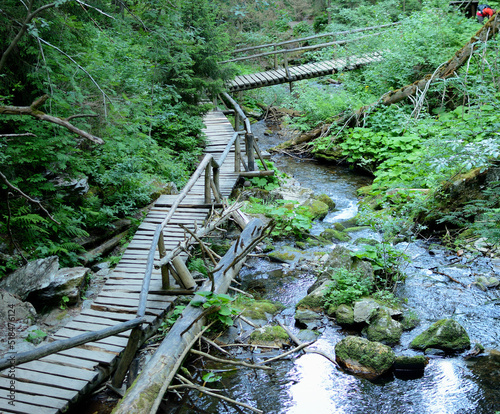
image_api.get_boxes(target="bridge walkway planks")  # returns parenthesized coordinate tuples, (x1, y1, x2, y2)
(0, 110, 243, 414)
(228, 52, 383, 92)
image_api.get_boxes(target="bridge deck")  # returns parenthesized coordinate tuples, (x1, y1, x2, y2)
(0, 111, 241, 414)
(228, 52, 383, 92)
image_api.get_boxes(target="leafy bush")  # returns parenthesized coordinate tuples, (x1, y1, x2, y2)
(191, 291, 240, 327)
(323, 268, 373, 308)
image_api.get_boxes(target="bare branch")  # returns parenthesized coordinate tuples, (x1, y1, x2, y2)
(0, 133, 37, 138)
(0, 170, 60, 225)
(0, 95, 104, 144)
(75, 0, 115, 19)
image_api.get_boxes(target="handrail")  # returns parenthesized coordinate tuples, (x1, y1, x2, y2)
(0, 316, 146, 370)
(230, 22, 400, 55)
(219, 31, 384, 64)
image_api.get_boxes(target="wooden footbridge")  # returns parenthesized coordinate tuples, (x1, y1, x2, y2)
(0, 95, 269, 414)
(221, 23, 398, 92)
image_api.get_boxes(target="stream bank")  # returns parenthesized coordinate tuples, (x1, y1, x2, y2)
(160, 120, 500, 414)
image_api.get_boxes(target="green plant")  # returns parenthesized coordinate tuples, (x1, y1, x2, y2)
(249, 160, 286, 191)
(323, 268, 373, 308)
(159, 305, 187, 335)
(191, 291, 240, 327)
(187, 257, 209, 276)
(202, 371, 222, 383)
(59, 295, 70, 310)
(351, 243, 409, 291)
(25, 329, 47, 345)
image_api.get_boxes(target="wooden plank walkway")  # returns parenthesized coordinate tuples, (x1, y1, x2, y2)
(0, 111, 241, 414)
(228, 52, 383, 92)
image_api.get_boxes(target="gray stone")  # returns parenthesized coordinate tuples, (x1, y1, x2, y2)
(296, 280, 331, 311)
(0, 256, 59, 300)
(295, 309, 322, 330)
(353, 299, 380, 324)
(0, 290, 37, 323)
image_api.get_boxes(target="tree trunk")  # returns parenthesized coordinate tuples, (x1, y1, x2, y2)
(112, 218, 265, 414)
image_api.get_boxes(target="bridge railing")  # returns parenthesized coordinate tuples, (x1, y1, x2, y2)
(219, 22, 399, 70)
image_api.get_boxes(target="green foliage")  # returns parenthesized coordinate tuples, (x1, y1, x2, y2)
(187, 257, 209, 276)
(202, 371, 222, 383)
(323, 268, 373, 308)
(159, 305, 187, 336)
(249, 160, 286, 191)
(191, 291, 240, 327)
(351, 243, 408, 291)
(25, 329, 47, 345)
(243, 198, 313, 238)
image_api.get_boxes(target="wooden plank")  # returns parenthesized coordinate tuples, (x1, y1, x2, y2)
(17, 360, 98, 382)
(0, 390, 68, 410)
(92, 296, 169, 310)
(0, 368, 87, 391)
(57, 347, 116, 364)
(0, 397, 59, 414)
(39, 353, 97, 370)
(0, 377, 78, 401)
(54, 329, 129, 347)
(90, 302, 164, 316)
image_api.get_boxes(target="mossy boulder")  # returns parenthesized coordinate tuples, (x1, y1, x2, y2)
(364, 309, 403, 346)
(354, 237, 379, 246)
(335, 336, 396, 380)
(302, 199, 329, 220)
(296, 280, 331, 311)
(268, 246, 302, 263)
(236, 298, 285, 321)
(335, 304, 354, 325)
(295, 309, 322, 329)
(320, 229, 351, 242)
(315, 194, 336, 211)
(410, 319, 470, 352)
(249, 325, 290, 347)
(345, 226, 371, 233)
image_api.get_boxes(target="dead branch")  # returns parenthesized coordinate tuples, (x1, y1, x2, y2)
(0, 95, 104, 144)
(169, 374, 264, 414)
(190, 349, 273, 370)
(0, 170, 60, 224)
(256, 341, 313, 365)
(0, 133, 37, 138)
(201, 336, 231, 355)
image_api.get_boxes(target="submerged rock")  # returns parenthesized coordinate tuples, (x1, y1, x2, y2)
(335, 335, 395, 380)
(393, 355, 429, 379)
(410, 319, 470, 352)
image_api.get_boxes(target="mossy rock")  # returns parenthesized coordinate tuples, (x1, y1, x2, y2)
(305, 237, 325, 247)
(335, 304, 354, 325)
(313, 146, 344, 162)
(364, 309, 403, 346)
(335, 336, 395, 380)
(315, 194, 336, 211)
(345, 226, 371, 233)
(357, 185, 373, 196)
(210, 239, 234, 256)
(320, 229, 351, 242)
(295, 241, 307, 250)
(332, 222, 345, 231)
(354, 237, 379, 246)
(393, 355, 429, 370)
(401, 310, 420, 331)
(236, 298, 285, 321)
(296, 281, 330, 311)
(268, 246, 302, 263)
(249, 325, 290, 347)
(410, 319, 470, 352)
(302, 199, 329, 220)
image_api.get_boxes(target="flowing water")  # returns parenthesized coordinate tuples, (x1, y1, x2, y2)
(161, 121, 500, 414)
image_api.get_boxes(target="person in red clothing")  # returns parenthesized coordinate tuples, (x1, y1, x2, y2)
(477, 4, 496, 23)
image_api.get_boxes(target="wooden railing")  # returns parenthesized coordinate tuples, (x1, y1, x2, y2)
(219, 23, 399, 70)
(0, 100, 270, 391)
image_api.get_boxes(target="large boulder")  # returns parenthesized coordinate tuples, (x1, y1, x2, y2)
(335, 336, 395, 380)
(0, 290, 37, 323)
(410, 319, 470, 352)
(353, 299, 380, 324)
(335, 304, 355, 325)
(302, 199, 329, 220)
(364, 308, 403, 346)
(0, 256, 90, 309)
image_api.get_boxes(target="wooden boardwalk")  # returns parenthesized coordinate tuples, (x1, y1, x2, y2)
(0, 111, 242, 414)
(228, 52, 383, 92)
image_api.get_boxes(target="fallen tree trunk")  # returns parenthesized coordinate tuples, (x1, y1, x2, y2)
(274, 13, 500, 150)
(112, 218, 266, 414)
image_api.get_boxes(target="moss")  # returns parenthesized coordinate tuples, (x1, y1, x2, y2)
(354, 237, 379, 246)
(393, 355, 429, 370)
(345, 226, 371, 233)
(315, 194, 336, 210)
(235, 298, 285, 320)
(296, 241, 306, 250)
(335, 336, 395, 373)
(320, 229, 352, 242)
(357, 185, 373, 196)
(410, 318, 470, 351)
(303, 199, 329, 220)
(250, 325, 289, 343)
(332, 222, 345, 231)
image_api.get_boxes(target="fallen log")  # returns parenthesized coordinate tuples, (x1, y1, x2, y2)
(112, 218, 266, 414)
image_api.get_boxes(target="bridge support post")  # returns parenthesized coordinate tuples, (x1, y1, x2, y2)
(112, 326, 144, 389)
(158, 230, 170, 289)
(234, 135, 241, 172)
(245, 133, 255, 171)
(204, 165, 211, 203)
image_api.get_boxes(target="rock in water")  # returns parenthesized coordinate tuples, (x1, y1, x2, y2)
(335, 335, 395, 380)
(410, 319, 470, 352)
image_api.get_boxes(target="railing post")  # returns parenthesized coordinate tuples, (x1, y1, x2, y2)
(235, 134, 241, 172)
(234, 111, 240, 132)
(213, 164, 220, 196)
(158, 229, 170, 289)
(274, 45, 278, 69)
(245, 133, 255, 171)
(204, 164, 211, 203)
(283, 51, 290, 80)
(112, 326, 144, 389)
